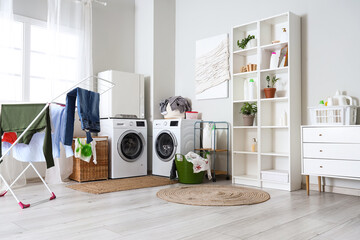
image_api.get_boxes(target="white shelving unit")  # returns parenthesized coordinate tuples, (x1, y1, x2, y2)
(231, 12, 301, 191)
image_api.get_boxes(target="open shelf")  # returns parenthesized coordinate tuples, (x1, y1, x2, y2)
(234, 47, 257, 56)
(233, 71, 257, 78)
(233, 151, 258, 155)
(233, 174, 257, 180)
(260, 13, 288, 46)
(233, 22, 257, 52)
(260, 67, 288, 74)
(261, 42, 288, 51)
(233, 73, 258, 102)
(233, 102, 258, 127)
(195, 148, 228, 152)
(233, 99, 257, 104)
(232, 12, 301, 191)
(260, 100, 288, 126)
(261, 152, 289, 157)
(233, 126, 257, 129)
(233, 152, 258, 185)
(260, 97, 288, 102)
(261, 128, 289, 154)
(233, 128, 257, 152)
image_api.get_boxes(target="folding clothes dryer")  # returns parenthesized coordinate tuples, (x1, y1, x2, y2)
(152, 119, 198, 177)
(99, 119, 147, 179)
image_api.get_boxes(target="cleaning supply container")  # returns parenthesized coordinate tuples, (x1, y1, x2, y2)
(175, 154, 205, 184)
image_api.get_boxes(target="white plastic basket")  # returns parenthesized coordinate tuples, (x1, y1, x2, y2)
(308, 106, 357, 125)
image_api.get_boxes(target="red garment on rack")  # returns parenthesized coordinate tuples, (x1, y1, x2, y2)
(2, 132, 17, 144)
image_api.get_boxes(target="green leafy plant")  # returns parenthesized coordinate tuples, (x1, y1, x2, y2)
(240, 102, 257, 116)
(237, 35, 255, 49)
(266, 75, 280, 88)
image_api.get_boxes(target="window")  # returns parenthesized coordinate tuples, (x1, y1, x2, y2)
(0, 15, 79, 103)
(0, 20, 23, 102)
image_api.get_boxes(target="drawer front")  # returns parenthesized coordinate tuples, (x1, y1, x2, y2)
(303, 127, 360, 143)
(303, 159, 360, 178)
(303, 143, 360, 160)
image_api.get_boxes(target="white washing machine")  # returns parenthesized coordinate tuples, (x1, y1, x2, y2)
(152, 119, 198, 177)
(99, 119, 147, 178)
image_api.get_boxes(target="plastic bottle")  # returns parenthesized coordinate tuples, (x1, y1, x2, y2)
(270, 52, 278, 69)
(251, 138, 257, 152)
(248, 79, 256, 100)
(243, 80, 248, 100)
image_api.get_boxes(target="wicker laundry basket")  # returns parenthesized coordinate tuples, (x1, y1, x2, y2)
(69, 136, 108, 182)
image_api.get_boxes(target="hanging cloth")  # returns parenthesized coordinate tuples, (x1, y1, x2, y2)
(0, 104, 54, 168)
(2, 132, 17, 144)
(63, 87, 100, 145)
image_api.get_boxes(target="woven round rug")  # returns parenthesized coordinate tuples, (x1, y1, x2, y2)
(156, 185, 270, 206)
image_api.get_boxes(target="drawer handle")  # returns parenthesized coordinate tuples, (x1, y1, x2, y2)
(320, 166, 323, 168)
(319, 150, 323, 152)
(319, 134, 322, 136)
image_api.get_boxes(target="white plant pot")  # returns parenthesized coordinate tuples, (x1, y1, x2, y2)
(247, 38, 257, 48)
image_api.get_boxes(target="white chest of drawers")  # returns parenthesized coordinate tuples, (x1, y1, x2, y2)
(301, 125, 360, 195)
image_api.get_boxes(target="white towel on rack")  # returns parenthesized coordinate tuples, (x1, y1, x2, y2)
(2, 132, 46, 162)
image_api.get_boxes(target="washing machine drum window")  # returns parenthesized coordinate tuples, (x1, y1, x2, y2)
(155, 132, 177, 162)
(117, 131, 144, 162)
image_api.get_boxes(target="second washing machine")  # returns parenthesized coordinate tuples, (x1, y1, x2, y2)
(152, 119, 198, 177)
(99, 119, 147, 179)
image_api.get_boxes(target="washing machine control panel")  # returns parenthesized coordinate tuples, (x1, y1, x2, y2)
(163, 121, 167, 126)
(129, 121, 134, 127)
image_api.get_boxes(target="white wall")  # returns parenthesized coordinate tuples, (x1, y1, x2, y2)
(93, 0, 135, 74)
(175, 0, 360, 189)
(135, 0, 175, 170)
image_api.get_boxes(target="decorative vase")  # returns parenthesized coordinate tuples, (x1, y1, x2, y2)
(264, 88, 276, 98)
(243, 115, 255, 126)
(247, 38, 257, 48)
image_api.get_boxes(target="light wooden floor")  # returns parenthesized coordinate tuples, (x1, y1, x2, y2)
(1, 177, 360, 240)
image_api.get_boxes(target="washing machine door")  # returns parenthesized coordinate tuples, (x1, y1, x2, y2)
(155, 130, 177, 162)
(117, 130, 145, 162)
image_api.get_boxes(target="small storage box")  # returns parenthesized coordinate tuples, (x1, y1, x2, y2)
(70, 136, 108, 182)
(185, 111, 198, 119)
(261, 170, 289, 183)
(308, 106, 357, 125)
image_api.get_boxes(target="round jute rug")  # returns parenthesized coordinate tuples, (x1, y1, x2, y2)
(156, 185, 270, 206)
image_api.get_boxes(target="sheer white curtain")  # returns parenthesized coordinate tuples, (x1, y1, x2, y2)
(0, 0, 27, 191)
(45, 0, 93, 184)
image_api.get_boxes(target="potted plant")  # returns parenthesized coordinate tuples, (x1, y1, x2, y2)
(240, 102, 257, 126)
(237, 35, 256, 49)
(264, 75, 279, 98)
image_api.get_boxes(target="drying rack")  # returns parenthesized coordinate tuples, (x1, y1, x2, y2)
(0, 76, 114, 209)
(194, 121, 230, 182)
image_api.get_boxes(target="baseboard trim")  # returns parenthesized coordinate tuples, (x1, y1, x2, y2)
(301, 183, 360, 196)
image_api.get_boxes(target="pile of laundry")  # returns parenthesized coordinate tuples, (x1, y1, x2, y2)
(159, 96, 191, 119)
(185, 152, 212, 180)
(170, 151, 212, 180)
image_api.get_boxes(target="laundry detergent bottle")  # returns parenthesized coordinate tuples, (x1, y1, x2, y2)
(270, 52, 278, 69)
(248, 79, 256, 100)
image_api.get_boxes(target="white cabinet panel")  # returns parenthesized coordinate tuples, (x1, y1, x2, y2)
(303, 159, 360, 178)
(303, 127, 360, 143)
(303, 143, 360, 161)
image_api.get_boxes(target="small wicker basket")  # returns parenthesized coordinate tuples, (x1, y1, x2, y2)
(69, 136, 108, 182)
